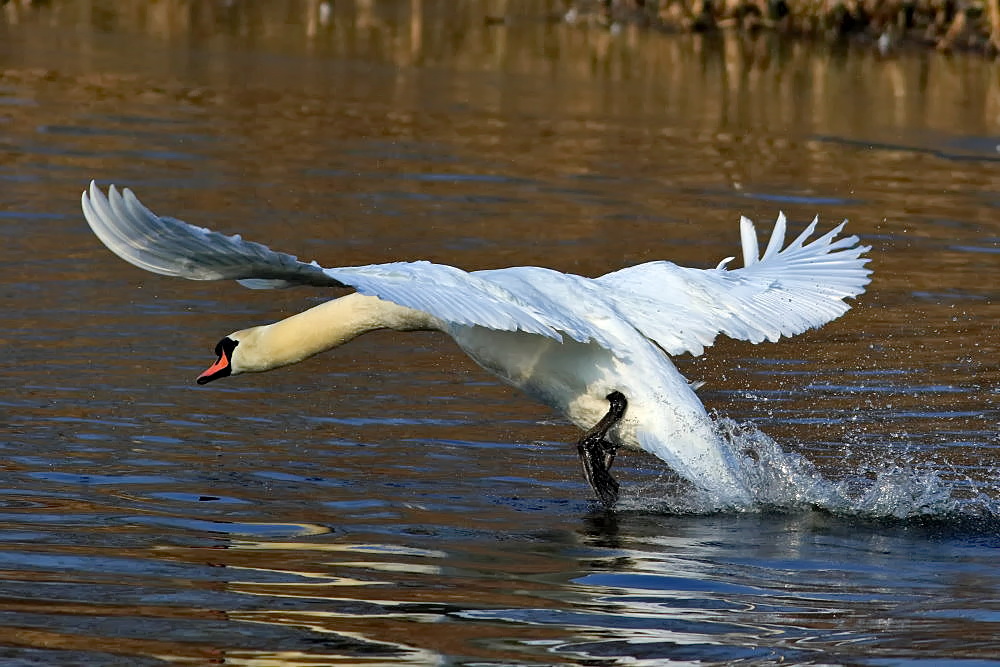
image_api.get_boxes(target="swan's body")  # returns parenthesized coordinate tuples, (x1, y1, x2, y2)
(81, 182, 872, 506)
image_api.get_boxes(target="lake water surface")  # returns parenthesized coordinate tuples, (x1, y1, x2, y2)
(1, 1, 999, 664)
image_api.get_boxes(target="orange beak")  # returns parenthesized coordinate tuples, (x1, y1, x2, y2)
(197, 348, 231, 385)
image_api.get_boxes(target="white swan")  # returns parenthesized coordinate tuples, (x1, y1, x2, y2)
(81, 182, 871, 507)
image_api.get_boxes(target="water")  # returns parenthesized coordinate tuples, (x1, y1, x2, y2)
(1, 1, 998, 664)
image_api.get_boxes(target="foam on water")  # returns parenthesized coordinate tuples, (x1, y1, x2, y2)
(624, 418, 1000, 520)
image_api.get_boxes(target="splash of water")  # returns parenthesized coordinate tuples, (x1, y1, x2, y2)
(623, 417, 1000, 520)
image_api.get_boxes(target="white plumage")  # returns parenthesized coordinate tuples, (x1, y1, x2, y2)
(82, 182, 872, 506)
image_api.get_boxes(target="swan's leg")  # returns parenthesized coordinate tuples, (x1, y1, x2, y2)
(577, 391, 627, 506)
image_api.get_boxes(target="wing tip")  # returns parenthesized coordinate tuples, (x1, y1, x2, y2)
(739, 216, 759, 267)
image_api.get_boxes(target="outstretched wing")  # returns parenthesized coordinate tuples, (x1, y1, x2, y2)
(82, 182, 343, 289)
(82, 182, 564, 340)
(596, 213, 872, 356)
(83, 184, 870, 355)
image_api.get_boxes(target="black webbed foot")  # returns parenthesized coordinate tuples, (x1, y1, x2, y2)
(578, 436, 619, 506)
(576, 391, 628, 507)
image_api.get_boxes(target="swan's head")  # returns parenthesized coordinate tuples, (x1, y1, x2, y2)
(195, 322, 318, 385)
(196, 334, 243, 385)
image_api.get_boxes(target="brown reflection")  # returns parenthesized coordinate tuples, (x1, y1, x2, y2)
(2, 2, 1000, 204)
(1, 0, 1000, 136)
(186, 536, 594, 664)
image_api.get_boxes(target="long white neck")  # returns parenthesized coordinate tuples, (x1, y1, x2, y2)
(232, 293, 441, 373)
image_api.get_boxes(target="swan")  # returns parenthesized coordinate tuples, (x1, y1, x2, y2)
(81, 182, 871, 507)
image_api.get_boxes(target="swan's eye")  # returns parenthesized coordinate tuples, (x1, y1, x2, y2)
(213, 336, 239, 357)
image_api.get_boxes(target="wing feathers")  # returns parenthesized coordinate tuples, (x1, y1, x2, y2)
(83, 182, 345, 287)
(324, 262, 564, 339)
(739, 216, 759, 267)
(597, 214, 871, 354)
(83, 184, 871, 358)
(82, 183, 564, 340)
(760, 211, 787, 261)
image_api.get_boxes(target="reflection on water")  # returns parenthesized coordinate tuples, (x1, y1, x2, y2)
(1, 0, 999, 664)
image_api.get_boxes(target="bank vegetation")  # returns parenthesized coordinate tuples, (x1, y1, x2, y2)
(563, 0, 1000, 55)
(3, 0, 999, 56)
